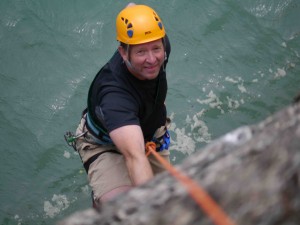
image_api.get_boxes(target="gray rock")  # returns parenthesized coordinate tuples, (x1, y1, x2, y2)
(58, 102, 300, 225)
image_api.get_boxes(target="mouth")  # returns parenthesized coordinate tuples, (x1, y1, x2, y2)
(145, 64, 159, 72)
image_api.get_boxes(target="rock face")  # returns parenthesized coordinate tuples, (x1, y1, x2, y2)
(58, 102, 300, 225)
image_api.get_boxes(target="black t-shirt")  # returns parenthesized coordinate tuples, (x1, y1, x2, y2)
(87, 36, 171, 141)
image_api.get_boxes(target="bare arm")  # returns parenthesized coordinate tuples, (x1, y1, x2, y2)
(109, 125, 154, 186)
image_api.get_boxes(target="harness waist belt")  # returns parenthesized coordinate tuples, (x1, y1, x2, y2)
(86, 112, 113, 144)
(85, 111, 169, 151)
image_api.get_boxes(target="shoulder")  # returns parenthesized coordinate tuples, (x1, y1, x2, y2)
(107, 50, 124, 70)
(94, 51, 126, 83)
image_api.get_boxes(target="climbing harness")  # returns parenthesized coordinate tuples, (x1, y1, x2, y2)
(64, 131, 87, 151)
(85, 112, 113, 144)
(145, 142, 237, 225)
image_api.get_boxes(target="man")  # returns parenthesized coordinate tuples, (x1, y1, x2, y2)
(73, 3, 171, 207)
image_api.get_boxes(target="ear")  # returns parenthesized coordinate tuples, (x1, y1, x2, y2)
(118, 46, 128, 61)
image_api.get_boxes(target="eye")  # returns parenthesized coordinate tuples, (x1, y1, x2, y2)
(153, 46, 162, 52)
(136, 49, 145, 56)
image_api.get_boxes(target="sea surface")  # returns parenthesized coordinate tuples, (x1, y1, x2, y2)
(0, 0, 299, 224)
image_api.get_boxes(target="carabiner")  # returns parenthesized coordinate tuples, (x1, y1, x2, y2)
(64, 131, 87, 150)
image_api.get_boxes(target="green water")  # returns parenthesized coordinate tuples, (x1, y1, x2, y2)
(0, 0, 299, 224)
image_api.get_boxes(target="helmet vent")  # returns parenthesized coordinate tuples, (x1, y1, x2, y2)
(127, 30, 133, 38)
(158, 22, 163, 30)
(121, 17, 129, 24)
(152, 12, 163, 30)
(120, 17, 134, 38)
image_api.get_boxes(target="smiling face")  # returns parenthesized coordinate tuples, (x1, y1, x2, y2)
(118, 39, 165, 80)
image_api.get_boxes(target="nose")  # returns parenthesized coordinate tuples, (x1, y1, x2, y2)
(145, 51, 156, 64)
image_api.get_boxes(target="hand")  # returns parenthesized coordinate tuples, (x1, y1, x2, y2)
(126, 2, 136, 7)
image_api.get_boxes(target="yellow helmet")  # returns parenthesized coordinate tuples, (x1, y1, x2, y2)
(116, 5, 166, 45)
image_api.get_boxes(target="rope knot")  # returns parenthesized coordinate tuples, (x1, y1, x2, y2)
(145, 141, 156, 156)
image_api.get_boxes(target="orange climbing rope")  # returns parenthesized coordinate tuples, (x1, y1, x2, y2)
(145, 142, 237, 225)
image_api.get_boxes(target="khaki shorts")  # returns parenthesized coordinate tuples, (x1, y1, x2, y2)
(75, 116, 170, 201)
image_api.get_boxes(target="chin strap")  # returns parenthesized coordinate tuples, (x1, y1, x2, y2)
(125, 59, 135, 70)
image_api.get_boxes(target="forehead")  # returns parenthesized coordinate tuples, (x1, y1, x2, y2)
(131, 39, 163, 49)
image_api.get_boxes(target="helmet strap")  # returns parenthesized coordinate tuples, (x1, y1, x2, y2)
(126, 43, 131, 62)
(125, 59, 134, 70)
(125, 44, 137, 72)
(162, 37, 167, 72)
